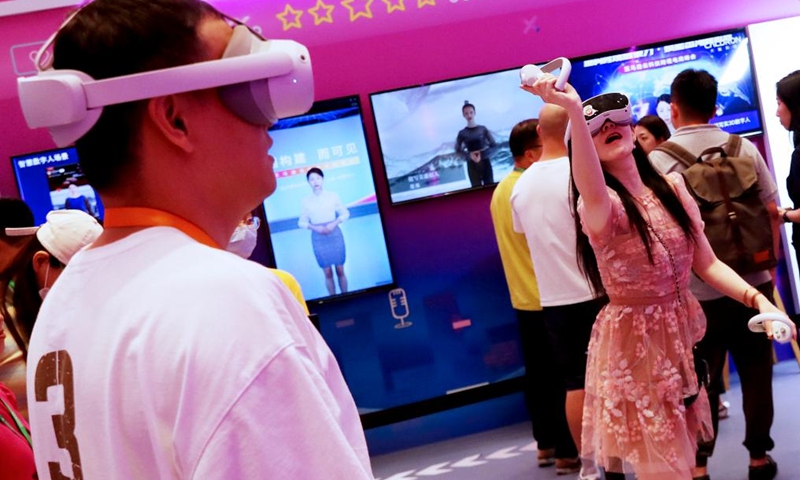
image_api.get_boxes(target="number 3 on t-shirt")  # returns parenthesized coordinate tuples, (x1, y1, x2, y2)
(34, 350, 84, 480)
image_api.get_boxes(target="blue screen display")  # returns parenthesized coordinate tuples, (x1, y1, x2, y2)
(568, 28, 762, 135)
(264, 96, 394, 303)
(11, 147, 104, 225)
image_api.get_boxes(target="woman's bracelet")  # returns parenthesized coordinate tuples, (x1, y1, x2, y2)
(783, 208, 794, 223)
(742, 287, 764, 309)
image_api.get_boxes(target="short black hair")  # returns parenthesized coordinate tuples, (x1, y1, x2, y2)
(0, 198, 34, 232)
(52, 0, 221, 192)
(671, 69, 718, 121)
(306, 167, 324, 179)
(508, 119, 540, 158)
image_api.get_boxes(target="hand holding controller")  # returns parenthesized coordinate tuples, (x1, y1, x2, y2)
(748, 312, 795, 344)
(520, 64, 544, 86)
(519, 57, 572, 91)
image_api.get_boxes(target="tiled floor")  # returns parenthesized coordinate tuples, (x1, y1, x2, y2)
(371, 360, 800, 480)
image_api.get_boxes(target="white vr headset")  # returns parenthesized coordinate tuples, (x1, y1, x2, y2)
(18, 20, 314, 147)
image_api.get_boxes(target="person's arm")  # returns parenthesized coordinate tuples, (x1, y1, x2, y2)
(297, 198, 312, 229)
(455, 131, 465, 156)
(322, 194, 349, 231)
(767, 199, 781, 268)
(484, 126, 496, 148)
(522, 76, 611, 238)
(692, 240, 794, 338)
(750, 146, 782, 262)
(673, 173, 797, 339)
(333, 193, 349, 224)
(787, 147, 800, 206)
(780, 206, 800, 224)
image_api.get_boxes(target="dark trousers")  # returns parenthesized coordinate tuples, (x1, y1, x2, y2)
(467, 157, 494, 187)
(516, 309, 578, 459)
(695, 281, 775, 466)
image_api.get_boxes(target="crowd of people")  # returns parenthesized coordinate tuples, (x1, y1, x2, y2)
(490, 67, 800, 480)
(3, 1, 800, 479)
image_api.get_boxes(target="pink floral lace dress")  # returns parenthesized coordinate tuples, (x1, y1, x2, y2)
(578, 173, 714, 477)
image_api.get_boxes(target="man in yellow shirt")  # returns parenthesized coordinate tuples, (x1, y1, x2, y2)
(490, 119, 578, 473)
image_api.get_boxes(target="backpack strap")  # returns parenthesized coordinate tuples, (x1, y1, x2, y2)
(698, 134, 742, 161)
(654, 141, 697, 169)
(727, 134, 742, 156)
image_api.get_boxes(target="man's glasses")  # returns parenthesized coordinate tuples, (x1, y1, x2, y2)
(242, 216, 261, 229)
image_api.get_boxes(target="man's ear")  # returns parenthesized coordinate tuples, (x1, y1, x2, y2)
(670, 102, 680, 126)
(147, 95, 195, 153)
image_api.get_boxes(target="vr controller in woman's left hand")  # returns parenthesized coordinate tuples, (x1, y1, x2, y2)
(749, 309, 797, 343)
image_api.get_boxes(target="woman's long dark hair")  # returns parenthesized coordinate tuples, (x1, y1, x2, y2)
(777, 70, 800, 147)
(570, 142, 696, 296)
(0, 236, 62, 359)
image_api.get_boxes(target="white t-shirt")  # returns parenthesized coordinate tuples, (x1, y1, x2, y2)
(648, 124, 778, 300)
(26, 227, 372, 480)
(511, 157, 595, 306)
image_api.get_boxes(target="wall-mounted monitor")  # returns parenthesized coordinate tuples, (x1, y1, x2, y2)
(568, 28, 762, 136)
(11, 146, 104, 225)
(370, 67, 547, 205)
(263, 95, 395, 303)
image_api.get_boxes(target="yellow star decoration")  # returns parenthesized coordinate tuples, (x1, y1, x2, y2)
(309, 0, 335, 26)
(276, 4, 303, 30)
(341, 0, 375, 22)
(417, 0, 435, 7)
(382, 0, 405, 13)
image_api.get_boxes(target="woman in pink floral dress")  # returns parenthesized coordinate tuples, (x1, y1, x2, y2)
(522, 79, 795, 480)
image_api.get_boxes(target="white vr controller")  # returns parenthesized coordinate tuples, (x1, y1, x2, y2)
(748, 312, 794, 344)
(520, 57, 572, 91)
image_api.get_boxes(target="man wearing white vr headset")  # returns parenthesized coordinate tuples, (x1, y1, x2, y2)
(17, 1, 373, 479)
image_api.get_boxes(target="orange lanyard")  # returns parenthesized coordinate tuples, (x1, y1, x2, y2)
(103, 207, 220, 249)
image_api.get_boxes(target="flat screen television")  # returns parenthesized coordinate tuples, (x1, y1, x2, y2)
(370, 67, 548, 205)
(568, 28, 762, 136)
(263, 95, 395, 303)
(11, 146, 104, 225)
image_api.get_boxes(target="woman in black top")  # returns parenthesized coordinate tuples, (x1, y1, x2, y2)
(775, 71, 800, 267)
(455, 100, 496, 187)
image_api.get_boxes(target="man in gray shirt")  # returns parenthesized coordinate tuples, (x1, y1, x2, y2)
(648, 69, 780, 480)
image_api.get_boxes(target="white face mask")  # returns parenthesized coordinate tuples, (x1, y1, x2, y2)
(38, 263, 51, 300)
(227, 225, 258, 259)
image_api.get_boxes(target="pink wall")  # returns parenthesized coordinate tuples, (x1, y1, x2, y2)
(1, 0, 799, 196)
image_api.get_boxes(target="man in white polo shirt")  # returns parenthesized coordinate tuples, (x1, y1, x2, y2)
(511, 104, 605, 480)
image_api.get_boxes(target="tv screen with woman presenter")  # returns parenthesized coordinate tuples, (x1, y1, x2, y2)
(370, 67, 547, 205)
(263, 95, 395, 303)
